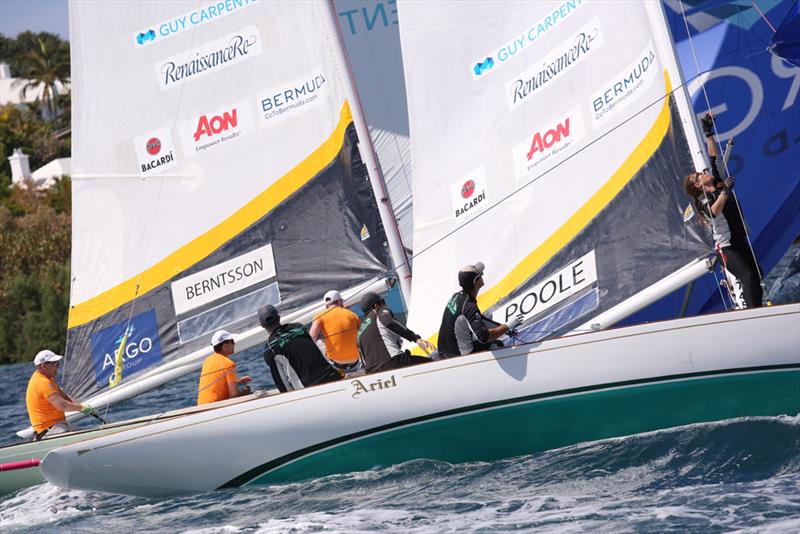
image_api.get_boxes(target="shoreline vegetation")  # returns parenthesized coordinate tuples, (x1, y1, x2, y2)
(0, 32, 71, 364)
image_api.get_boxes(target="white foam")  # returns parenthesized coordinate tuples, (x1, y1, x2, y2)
(0, 483, 88, 529)
(183, 526, 242, 534)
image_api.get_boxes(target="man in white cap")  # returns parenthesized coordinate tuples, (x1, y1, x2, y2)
(309, 289, 361, 374)
(197, 330, 252, 405)
(26, 349, 92, 439)
(437, 262, 523, 357)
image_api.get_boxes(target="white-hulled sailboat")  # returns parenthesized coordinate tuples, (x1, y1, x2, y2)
(34, 0, 800, 497)
(1, 0, 411, 495)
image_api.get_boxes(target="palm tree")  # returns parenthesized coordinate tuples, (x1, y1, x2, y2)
(17, 38, 70, 120)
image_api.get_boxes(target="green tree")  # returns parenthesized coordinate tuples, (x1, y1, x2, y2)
(0, 263, 70, 364)
(16, 36, 70, 120)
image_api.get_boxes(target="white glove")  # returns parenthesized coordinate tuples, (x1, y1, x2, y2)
(506, 314, 524, 332)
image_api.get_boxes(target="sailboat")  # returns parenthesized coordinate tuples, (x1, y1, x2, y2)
(1, 0, 412, 495)
(18, 0, 800, 498)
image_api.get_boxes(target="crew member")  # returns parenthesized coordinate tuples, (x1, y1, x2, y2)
(259, 304, 341, 392)
(309, 290, 361, 374)
(438, 262, 524, 357)
(26, 349, 93, 439)
(683, 113, 763, 308)
(357, 291, 435, 372)
(197, 330, 252, 405)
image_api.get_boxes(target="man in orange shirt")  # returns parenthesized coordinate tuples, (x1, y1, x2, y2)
(26, 349, 92, 439)
(309, 290, 361, 374)
(197, 330, 252, 406)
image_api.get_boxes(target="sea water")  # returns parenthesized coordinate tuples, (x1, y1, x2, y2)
(1, 352, 799, 533)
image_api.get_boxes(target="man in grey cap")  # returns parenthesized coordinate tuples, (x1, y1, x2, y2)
(437, 262, 523, 357)
(258, 304, 341, 392)
(26, 349, 93, 439)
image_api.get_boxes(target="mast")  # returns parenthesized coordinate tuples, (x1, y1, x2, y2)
(321, 0, 413, 305)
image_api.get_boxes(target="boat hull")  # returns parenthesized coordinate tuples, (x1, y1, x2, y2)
(41, 305, 800, 497)
(0, 425, 147, 496)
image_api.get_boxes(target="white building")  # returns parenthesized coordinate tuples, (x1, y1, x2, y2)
(8, 148, 70, 189)
(0, 62, 69, 117)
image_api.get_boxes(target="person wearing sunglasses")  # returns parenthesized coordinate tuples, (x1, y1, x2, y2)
(26, 349, 93, 440)
(197, 330, 252, 405)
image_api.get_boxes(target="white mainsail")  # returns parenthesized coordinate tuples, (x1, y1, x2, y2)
(398, 0, 713, 344)
(62, 0, 403, 405)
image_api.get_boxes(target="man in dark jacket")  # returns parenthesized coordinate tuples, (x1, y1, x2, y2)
(258, 304, 341, 392)
(438, 262, 523, 357)
(357, 291, 435, 373)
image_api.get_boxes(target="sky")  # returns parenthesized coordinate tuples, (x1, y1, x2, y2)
(0, 0, 69, 39)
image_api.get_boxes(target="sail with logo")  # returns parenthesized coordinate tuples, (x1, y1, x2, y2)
(61, 0, 404, 405)
(399, 0, 715, 343)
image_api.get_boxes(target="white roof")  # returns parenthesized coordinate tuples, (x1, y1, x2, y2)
(31, 157, 71, 188)
(0, 77, 69, 106)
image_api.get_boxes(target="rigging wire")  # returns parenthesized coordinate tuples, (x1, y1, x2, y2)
(751, 0, 778, 33)
(84, 1, 205, 419)
(677, 0, 766, 308)
(70, 3, 773, 418)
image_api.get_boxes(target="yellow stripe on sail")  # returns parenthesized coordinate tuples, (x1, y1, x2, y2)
(419, 72, 675, 351)
(68, 101, 355, 329)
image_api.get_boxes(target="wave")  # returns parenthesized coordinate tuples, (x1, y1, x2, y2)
(3, 416, 798, 533)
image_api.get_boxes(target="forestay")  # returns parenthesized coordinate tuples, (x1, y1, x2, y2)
(65, 0, 393, 401)
(335, 0, 414, 249)
(398, 0, 712, 343)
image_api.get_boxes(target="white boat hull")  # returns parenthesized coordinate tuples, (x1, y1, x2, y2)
(41, 305, 800, 497)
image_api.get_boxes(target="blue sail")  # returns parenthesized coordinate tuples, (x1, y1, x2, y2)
(771, 0, 800, 66)
(623, 0, 800, 322)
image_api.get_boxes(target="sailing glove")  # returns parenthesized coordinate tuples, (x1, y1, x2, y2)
(506, 314, 524, 332)
(81, 404, 95, 415)
(722, 176, 735, 192)
(701, 113, 715, 138)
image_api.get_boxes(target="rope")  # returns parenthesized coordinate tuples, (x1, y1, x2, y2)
(71, 4, 760, 421)
(677, 0, 765, 306)
(751, 0, 778, 33)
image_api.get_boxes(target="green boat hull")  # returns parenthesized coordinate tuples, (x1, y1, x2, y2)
(241, 369, 800, 486)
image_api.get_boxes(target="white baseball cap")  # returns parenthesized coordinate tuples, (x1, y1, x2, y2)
(323, 290, 343, 304)
(211, 330, 234, 346)
(34, 349, 63, 366)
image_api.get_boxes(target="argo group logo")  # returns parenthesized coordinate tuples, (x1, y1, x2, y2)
(469, 0, 586, 80)
(512, 107, 587, 180)
(90, 309, 163, 388)
(134, 126, 177, 177)
(179, 99, 255, 155)
(133, 0, 259, 49)
(505, 18, 603, 111)
(451, 166, 489, 220)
